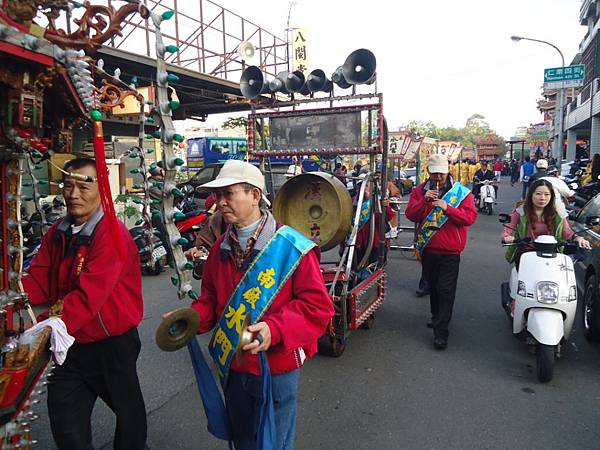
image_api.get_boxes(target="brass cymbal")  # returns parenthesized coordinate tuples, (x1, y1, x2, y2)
(236, 315, 255, 354)
(155, 307, 200, 352)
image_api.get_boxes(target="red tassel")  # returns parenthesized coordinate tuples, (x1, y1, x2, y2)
(92, 119, 126, 261)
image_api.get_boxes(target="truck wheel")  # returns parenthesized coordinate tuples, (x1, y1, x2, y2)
(583, 275, 600, 341)
(536, 344, 555, 383)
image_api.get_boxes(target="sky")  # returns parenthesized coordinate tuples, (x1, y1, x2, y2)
(190, 0, 586, 140)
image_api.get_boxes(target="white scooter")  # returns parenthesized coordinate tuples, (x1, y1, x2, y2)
(500, 215, 583, 382)
(475, 179, 496, 215)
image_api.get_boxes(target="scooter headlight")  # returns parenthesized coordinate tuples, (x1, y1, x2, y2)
(537, 282, 559, 304)
(517, 281, 527, 297)
(568, 285, 577, 302)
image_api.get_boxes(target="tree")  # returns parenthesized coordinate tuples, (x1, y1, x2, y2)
(402, 120, 439, 138)
(400, 114, 505, 150)
(462, 114, 491, 147)
(222, 116, 248, 131)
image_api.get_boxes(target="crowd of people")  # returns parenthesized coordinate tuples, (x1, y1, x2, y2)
(18, 150, 597, 450)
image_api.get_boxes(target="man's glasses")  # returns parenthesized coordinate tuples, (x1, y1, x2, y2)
(211, 188, 251, 201)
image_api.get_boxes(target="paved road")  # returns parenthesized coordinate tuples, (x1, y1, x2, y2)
(31, 178, 600, 449)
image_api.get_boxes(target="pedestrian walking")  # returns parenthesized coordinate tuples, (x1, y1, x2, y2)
(190, 160, 334, 449)
(519, 156, 535, 199)
(510, 159, 520, 186)
(22, 158, 147, 450)
(493, 159, 503, 178)
(405, 154, 477, 350)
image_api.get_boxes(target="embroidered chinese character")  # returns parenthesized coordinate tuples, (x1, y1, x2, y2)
(243, 287, 262, 310)
(225, 304, 247, 333)
(213, 329, 233, 365)
(258, 268, 276, 289)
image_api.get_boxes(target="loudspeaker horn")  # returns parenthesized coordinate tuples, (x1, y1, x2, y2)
(238, 41, 256, 61)
(240, 65, 271, 99)
(341, 48, 377, 84)
(269, 71, 290, 94)
(306, 69, 333, 93)
(284, 70, 306, 93)
(331, 66, 351, 89)
(155, 307, 200, 352)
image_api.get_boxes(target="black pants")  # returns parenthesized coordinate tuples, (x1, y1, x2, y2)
(422, 252, 461, 339)
(47, 327, 147, 450)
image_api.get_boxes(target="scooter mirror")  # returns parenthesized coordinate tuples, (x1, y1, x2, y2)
(498, 213, 511, 224)
(181, 184, 194, 196)
(585, 215, 600, 227)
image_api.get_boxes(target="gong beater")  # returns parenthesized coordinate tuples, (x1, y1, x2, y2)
(273, 172, 352, 251)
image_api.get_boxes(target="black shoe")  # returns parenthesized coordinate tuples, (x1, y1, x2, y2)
(426, 319, 433, 328)
(416, 289, 430, 297)
(433, 337, 447, 350)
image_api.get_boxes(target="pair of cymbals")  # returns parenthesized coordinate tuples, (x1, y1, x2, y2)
(156, 308, 258, 354)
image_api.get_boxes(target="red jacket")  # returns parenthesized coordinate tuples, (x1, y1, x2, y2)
(22, 212, 143, 343)
(405, 181, 477, 254)
(192, 233, 333, 376)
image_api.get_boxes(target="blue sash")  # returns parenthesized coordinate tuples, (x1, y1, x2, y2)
(415, 181, 470, 258)
(358, 200, 371, 228)
(187, 225, 315, 445)
(209, 225, 316, 384)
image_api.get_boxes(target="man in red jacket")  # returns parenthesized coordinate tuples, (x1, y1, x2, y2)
(22, 158, 146, 450)
(191, 160, 333, 449)
(406, 154, 477, 350)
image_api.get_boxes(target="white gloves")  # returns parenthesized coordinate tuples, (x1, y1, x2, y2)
(22, 317, 75, 365)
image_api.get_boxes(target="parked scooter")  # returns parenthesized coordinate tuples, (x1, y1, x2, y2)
(474, 178, 496, 215)
(499, 213, 597, 382)
(130, 226, 168, 276)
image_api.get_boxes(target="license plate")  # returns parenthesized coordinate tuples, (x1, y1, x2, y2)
(152, 246, 167, 261)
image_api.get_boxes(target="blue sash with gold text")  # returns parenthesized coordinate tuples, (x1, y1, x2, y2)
(415, 181, 470, 258)
(208, 225, 316, 384)
(188, 225, 315, 444)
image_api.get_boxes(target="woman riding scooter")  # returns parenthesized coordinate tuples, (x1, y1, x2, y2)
(502, 179, 591, 269)
(500, 178, 592, 382)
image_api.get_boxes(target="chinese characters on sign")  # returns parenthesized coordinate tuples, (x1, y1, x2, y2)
(292, 28, 308, 75)
(543, 64, 585, 89)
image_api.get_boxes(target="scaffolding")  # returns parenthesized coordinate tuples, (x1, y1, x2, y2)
(69, 0, 290, 81)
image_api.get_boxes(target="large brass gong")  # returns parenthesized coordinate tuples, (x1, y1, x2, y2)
(273, 172, 352, 251)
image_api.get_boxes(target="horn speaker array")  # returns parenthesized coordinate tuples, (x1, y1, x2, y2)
(240, 48, 377, 99)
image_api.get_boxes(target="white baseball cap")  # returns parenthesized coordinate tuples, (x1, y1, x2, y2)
(199, 160, 270, 205)
(428, 154, 449, 174)
(536, 159, 548, 169)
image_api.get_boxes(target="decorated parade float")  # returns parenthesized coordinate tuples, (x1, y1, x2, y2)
(0, 1, 195, 446)
(0, 0, 389, 444)
(243, 53, 388, 355)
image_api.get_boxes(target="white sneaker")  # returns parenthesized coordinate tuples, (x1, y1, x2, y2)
(386, 227, 399, 239)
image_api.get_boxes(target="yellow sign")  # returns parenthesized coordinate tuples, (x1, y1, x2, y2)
(292, 28, 308, 74)
(112, 86, 155, 116)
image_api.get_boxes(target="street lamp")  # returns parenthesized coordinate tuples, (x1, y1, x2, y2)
(511, 35, 566, 166)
